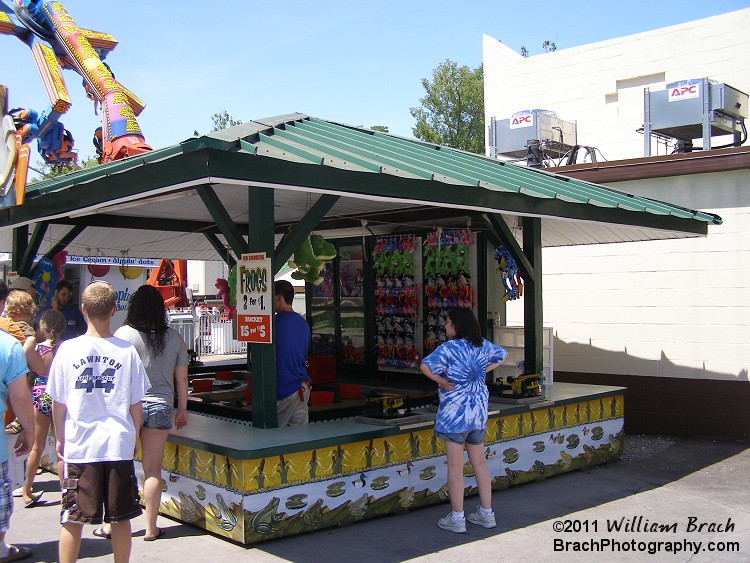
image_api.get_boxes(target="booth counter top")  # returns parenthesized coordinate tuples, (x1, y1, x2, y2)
(170, 382, 626, 460)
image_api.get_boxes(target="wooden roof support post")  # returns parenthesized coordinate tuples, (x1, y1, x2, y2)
(196, 185, 248, 260)
(15, 222, 49, 276)
(484, 213, 534, 279)
(275, 194, 340, 272)
(203, 232, 236, 269)
(521, 217, 544, 375)
(248, 186, 278, 429)
(11, 225, 28, 274)
(42, 224, 85, 262)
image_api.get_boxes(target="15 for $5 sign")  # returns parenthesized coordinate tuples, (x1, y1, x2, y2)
(236, 252, 272, 343)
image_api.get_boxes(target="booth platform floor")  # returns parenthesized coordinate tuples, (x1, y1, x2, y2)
(6, 435, 749, 562)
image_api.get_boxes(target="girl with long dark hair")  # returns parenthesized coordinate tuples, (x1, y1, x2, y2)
(420, 307, 507, 533)
(94, 285, 189, 541)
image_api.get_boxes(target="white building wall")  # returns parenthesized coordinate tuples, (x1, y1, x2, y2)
(486, 9, 750, 383)
(187, 260, 227, 295)
(504, 170, 749, 382)
(483, 9, 750, 161)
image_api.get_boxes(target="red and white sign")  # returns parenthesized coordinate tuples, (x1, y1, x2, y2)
(667, 79, 701, 102)
(509, 110, 534, 129)
(236, 252, 272, 343)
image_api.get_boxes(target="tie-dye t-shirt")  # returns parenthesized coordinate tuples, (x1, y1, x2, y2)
(422, 338, 506, 434)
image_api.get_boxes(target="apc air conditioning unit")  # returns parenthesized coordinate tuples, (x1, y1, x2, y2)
(489, 109, 577, 166)
(643, 78, 748, 155)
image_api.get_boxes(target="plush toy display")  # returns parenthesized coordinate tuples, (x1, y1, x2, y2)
(288, 234, 336, 285)
(495, 245, 523, 301)
(423, 228, 475, 352)
(373, 234, 420, 369)
(32, 256, 59, 308)
(215, 277, 237, 319)
(310, 234, 336, 260)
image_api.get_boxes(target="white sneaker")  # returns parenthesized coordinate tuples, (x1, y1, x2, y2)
(467, 508, 496, 528)
(438, 513, 466, 533)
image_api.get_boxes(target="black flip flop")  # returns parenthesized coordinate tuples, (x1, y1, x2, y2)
(92, 526, 112, 539)
(23, 491, 43, 508)
(143, 527, 166, 541)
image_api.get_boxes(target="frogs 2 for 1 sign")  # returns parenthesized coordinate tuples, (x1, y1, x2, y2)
(236, 252, 272, 343)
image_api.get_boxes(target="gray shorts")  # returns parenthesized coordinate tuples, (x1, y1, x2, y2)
(436, 429, 486, 445)
(142, 401, 173, 430)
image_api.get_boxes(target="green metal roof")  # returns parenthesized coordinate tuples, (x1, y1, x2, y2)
(217, 115, 721, 225)
(2, 114, 722, 254)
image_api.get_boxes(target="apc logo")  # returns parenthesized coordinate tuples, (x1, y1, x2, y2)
(509, 114, 533, 129)
(668, 84, 700, 102)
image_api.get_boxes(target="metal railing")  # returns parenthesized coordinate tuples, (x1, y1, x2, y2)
(170, 307, 246, 358)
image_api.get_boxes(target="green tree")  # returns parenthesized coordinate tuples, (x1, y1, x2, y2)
(210, 111, 242, 132)
(370, 125, 389, 133)
(30, 155, 100, 183)
(410, 60, 484, 154)
(520, 40, 557, 58)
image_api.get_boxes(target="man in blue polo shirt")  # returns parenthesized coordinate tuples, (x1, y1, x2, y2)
(274, 280, 311, 427)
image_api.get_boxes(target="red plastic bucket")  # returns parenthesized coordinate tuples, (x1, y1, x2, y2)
(310, 391, 334, 405)
(339, 383, 362, 400)
(191, 378, 213, 393)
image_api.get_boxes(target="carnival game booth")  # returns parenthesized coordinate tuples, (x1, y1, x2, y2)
(1, 115, 721, 543)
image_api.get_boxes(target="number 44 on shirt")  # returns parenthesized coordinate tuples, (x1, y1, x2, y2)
(74, 367, 116, 393)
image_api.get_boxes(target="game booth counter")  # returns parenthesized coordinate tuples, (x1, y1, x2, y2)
(3, 115, 721, 544)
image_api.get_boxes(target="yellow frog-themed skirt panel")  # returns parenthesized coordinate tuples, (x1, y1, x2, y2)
(39, 394, 624, 544)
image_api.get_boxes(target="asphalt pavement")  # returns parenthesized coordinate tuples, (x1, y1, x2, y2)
(5, 435, 749, 562)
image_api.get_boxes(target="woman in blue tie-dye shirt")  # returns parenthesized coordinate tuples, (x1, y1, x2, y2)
(420, 308, 506, 533)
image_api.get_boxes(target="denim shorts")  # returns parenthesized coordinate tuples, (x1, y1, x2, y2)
(436, 429, 486, 445)
(142, 401, 173, 430)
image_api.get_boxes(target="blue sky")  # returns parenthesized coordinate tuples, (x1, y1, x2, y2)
(2, 0, 748, 162)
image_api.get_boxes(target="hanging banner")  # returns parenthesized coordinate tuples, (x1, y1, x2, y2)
(236, 252, 272, 343)
(66, 255, 161, 267)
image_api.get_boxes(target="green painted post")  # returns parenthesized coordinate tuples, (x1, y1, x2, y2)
(248, 187, 278, 428)
(11, 226, 29, 274)
(522, 217, 543, 375)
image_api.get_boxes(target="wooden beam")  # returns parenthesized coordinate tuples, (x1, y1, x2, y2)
(275, 195, 340, 271)
(62, 214, 220, 234)
(42, 225, 86, 261)
(484, 213, 534, 279)
(19, 222, 48, 276)
(203, 232, 236, 268)
(196, 185, 248, 257)
(11, 226, 29, 274)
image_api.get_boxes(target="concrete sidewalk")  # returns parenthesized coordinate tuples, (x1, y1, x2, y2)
(5, 435, 749, 562)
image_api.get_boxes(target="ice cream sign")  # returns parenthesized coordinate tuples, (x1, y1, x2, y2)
(236, 252, 272, 343)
